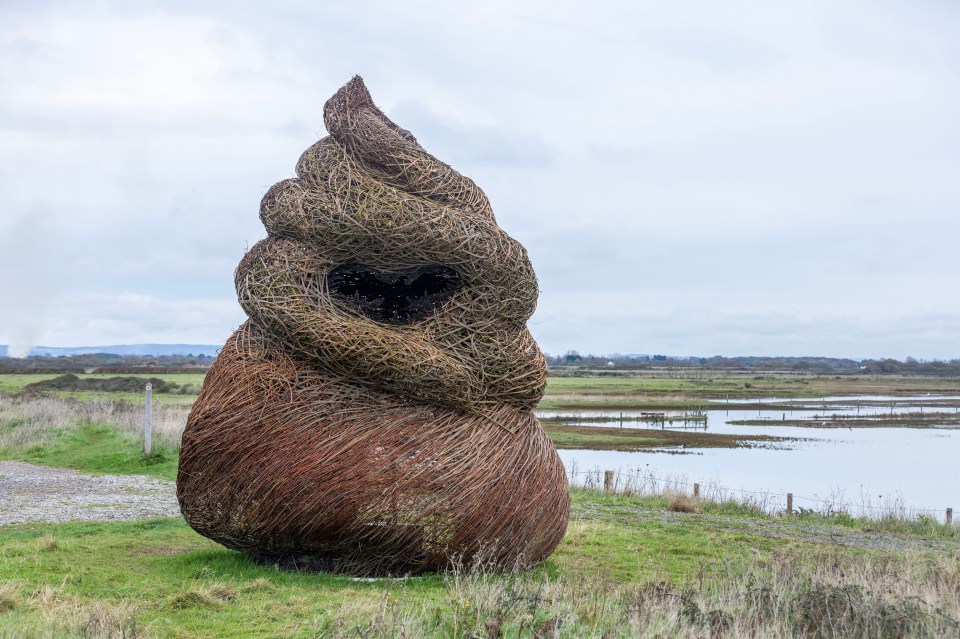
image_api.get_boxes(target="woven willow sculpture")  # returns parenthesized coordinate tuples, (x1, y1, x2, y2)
(177, 76, 570, 575)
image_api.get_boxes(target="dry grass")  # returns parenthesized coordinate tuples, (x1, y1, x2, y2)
(168, 584, 238, 610)
(0, 394, 189, 451)
(73, 602, 139, 638)
(34, 534, 58, 553)
(0, 584, 139, 639)
(240, 577, 277, 593)
(1, 502, 958, 637)
(308, 551, 960, 637)
(666, 492, 701, 514)
(569, 464, 958, 531)
(0, 583, 20, 613)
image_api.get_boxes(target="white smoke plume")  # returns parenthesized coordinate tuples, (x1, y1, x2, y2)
(0, 208, 63, 358)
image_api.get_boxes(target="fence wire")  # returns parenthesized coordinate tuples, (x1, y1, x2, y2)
(566, 464, 951, 521)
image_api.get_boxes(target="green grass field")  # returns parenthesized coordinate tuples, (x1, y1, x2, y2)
(0, 422, 178, 481)
(5, 371, 960, 411)
(0, 373, 205, 406)
(3, 373, 960, 635)
(1, 416, 953, 541)
(540, 373, 960, 409)
(2, 491, 958, 638)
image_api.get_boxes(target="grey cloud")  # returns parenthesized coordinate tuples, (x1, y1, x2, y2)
(37, 292, 244, 346)
(1, 0, 958, 360)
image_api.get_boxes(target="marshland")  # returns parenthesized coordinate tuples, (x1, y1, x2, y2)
(1, 369, 958, 637)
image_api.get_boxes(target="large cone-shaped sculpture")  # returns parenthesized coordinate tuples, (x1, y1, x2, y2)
(177, 77, 569, 576)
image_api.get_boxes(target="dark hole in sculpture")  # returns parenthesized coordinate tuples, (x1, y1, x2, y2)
(328, 264, 462, 325)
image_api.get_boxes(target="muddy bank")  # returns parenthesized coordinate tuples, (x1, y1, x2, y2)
(731, 412, 960, 429)
(545, 423, 797, 452)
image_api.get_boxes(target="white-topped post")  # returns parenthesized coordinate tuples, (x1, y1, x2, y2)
(144, 382, 153, 455)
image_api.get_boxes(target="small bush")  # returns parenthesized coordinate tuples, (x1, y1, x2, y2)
(667, 493, 700, 513)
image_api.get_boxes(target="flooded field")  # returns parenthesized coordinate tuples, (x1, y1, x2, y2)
(539, 395, 960, 519)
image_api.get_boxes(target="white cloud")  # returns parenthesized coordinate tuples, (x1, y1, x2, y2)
(1, 0, 958, 358)
(38, 292, 245, 346)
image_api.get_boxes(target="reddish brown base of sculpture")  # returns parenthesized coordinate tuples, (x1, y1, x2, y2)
(177, 323, 570, 576)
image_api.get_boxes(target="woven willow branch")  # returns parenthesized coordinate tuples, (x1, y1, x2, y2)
(178, 76, 569, 576)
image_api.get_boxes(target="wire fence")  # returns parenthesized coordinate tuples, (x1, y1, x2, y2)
(567, 463, 954, 524)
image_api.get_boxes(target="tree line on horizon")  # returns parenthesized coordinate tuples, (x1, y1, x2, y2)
(0, 352, 214, 374)
(1, 351, 959, 377)
(548, 351, 960, 376)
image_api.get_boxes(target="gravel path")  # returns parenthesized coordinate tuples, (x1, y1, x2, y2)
(1, 461, 955, 556)
(0, 461, 180, 525)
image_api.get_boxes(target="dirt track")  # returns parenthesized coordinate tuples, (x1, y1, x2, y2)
(0, 461, 179, 525)
(1, 460, 956, 557)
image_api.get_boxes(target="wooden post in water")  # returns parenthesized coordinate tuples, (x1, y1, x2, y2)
(947, 508, 953, 527)
(604, 470, 615, 494)
(693, 483, 700, 499)
(786, 493, 793, 516)
(144, 382, 153, 455)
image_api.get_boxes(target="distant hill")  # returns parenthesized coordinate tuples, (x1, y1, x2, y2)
(0, 344, 221, 358)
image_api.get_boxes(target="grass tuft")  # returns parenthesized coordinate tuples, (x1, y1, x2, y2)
(34, 534, 59, 552)
(666, 492, 700, 514)
(75, 601, 139, 639)
(168, 588, 220, 610)
(167, 582, 239, 610)
(241, 577, 277, 593)
(168, 583, 239, 610)
(0, 583, 21, 613)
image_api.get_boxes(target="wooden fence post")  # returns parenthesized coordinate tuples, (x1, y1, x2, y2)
(693, 483, 700, 499)
(144, 382, 153, 455)
(947, 508, 953, 527)
(786, 493, 793, 516)
(604, 470, 615, 494)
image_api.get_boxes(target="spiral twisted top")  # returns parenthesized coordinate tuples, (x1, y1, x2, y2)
(235, 76, 546, 413)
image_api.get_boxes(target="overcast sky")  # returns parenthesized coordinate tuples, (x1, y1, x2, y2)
(1, 0, 958, 359)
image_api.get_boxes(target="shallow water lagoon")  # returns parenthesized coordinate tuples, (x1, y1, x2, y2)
(539, 395, 960, 519)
